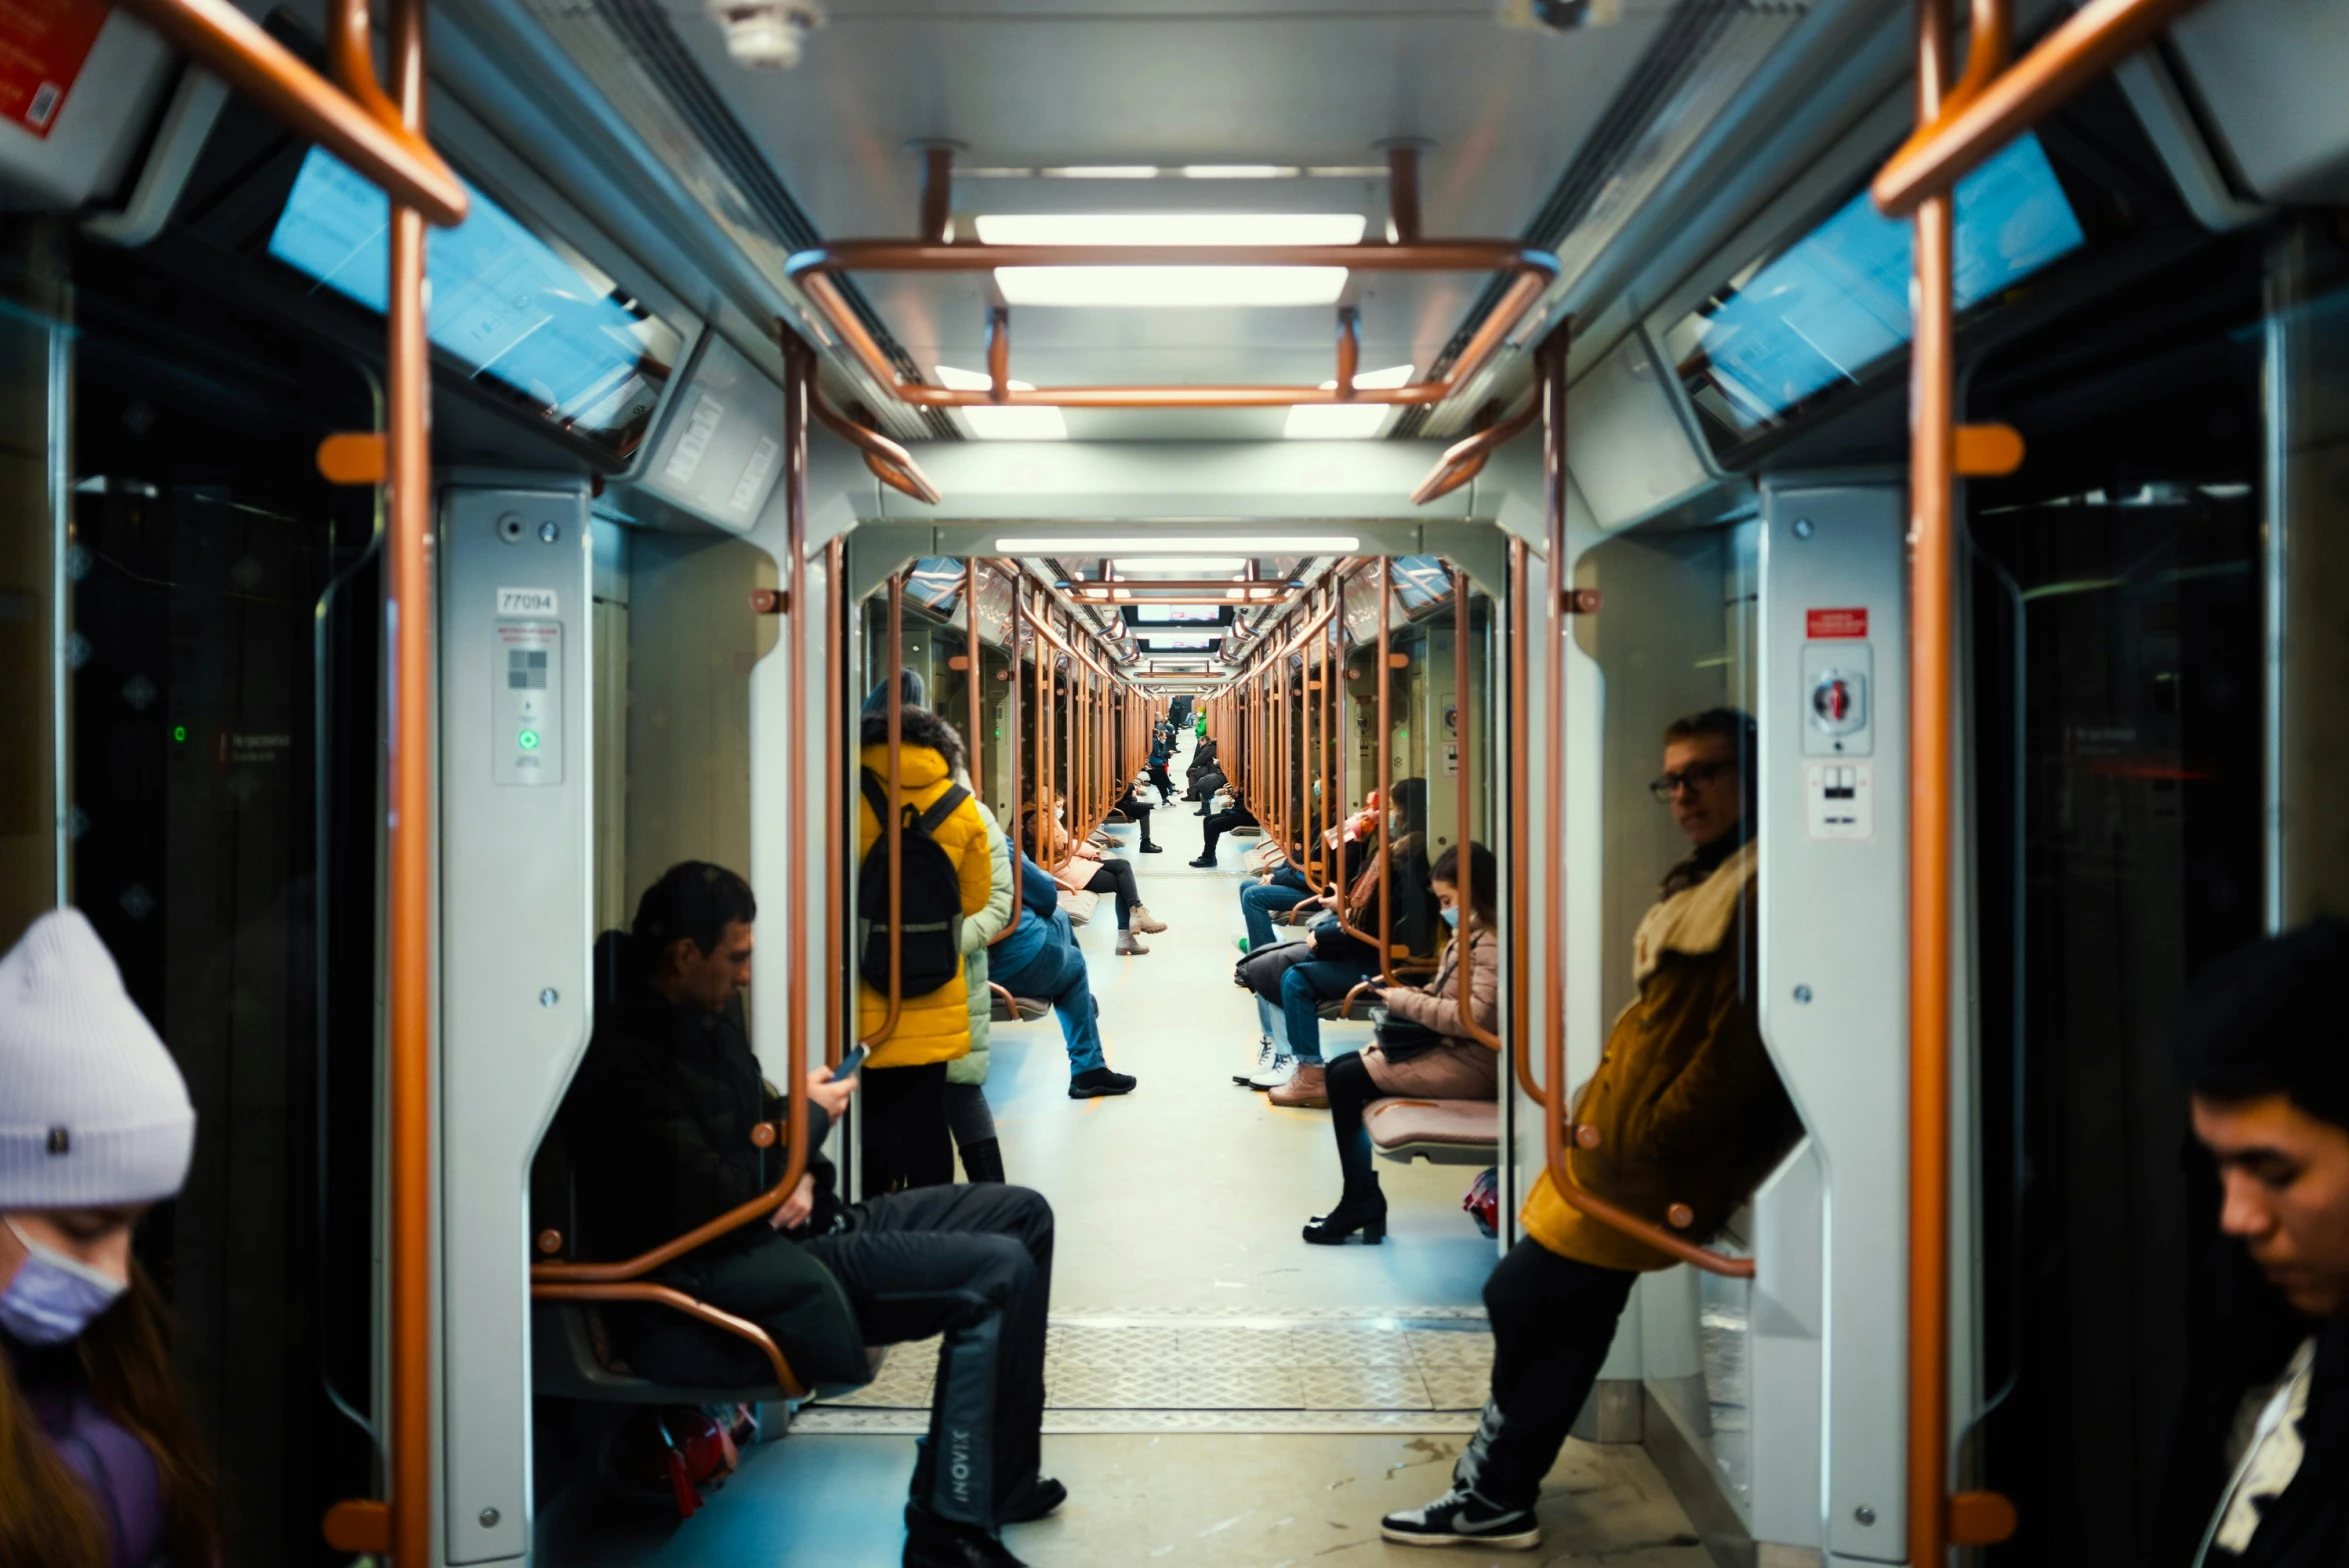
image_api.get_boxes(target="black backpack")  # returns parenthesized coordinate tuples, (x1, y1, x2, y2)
(857, 769, 971, 998)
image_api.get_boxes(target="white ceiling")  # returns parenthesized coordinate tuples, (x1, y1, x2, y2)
(658, 0, 1675, 436)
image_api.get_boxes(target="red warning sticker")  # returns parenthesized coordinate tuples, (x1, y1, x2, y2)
(1806, 607, 1869, 640)
(0, 0, 108, 139)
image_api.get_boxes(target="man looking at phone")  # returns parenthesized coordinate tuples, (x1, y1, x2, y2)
(562, 861, 1062, 1568)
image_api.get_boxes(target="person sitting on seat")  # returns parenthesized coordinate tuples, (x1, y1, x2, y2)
(1381, 709, 1802, 1552)
(989, 847, 1139, 1100)
(2159, 919, 2349, 1568)
(561, 863, 1062, 1568)
(1189, 794, 1259, 866)
(1238, 781, 1437, 1104)
(1304, 841, 1502, 1245)
(1111, 772, 1165, 855)
(1025, 788, 1164, 956)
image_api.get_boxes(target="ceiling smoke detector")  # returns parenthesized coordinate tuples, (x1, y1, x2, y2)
(709, 0, 824, 69)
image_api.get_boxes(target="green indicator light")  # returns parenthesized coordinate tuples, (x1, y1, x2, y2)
(171, 725, 187, 743)
(517, 729, 540, 751)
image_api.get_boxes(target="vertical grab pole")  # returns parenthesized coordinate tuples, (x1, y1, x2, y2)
(861, 573, 908, 1048)
(778, 332, 816, 1216)
(1539, 321, 1572, 1207)
(993, 571, 1025, 947)
(1452, 564, 1499, 1048)
(382, 0, 433, 1555)
(1908, 0, 1957, 1559)
(1375, 556, 1396, 984)
(964, 558, 983, 796)
(1507, 537, 1543, 1103)
(1333, 574, 1350, 930)
(824, 533, 845, 1067)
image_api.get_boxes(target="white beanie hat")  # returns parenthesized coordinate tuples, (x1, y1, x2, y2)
(0, 908, 196, 1209)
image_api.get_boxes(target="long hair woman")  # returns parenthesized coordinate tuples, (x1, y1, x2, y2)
(0, 908, 222, 1568)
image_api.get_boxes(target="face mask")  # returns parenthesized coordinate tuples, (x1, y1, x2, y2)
(1054, 806, 1066, 823)
(0, 1218, 128, 1346)
(1441, 907, 1461, 929)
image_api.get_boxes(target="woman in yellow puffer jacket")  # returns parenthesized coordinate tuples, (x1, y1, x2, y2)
(856, 678, 994, 1194)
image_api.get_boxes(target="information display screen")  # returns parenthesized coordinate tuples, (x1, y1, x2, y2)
(1664, 133, 2085, 454)
(1133, 604, 1222, 624)
(268, 148, 683, 462)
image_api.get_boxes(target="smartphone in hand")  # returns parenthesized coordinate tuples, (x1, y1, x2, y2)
(834, 1044, 870, 1081)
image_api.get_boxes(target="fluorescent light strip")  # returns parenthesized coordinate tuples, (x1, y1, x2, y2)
(1181, 165, 1301, 179)
(975, 212, 1366, 247)
(1041, 166, 1162, 179)
(998, 535, 1358, 554)
(1285, 364, 1414, 439)
(1109, 556, 1248, 573)
(996, 265, 1346, 308)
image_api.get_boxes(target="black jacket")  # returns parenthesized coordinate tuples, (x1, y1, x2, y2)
(561, 935, 841, 1264)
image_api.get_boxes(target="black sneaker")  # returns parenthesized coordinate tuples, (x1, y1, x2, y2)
(1138, 841, 1164, 853)
(1380, 1486, 1541, 1550)
(904, 1506, 1029, 1567)
(1068, 1067, 1138, 1099)
(999, 1475, 1067, 1523)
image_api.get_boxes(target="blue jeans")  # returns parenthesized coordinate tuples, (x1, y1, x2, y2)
(1278, 958, 1375, 1064)
(1239, 878, 1315, 951)
(992, 940, 1106, 1076)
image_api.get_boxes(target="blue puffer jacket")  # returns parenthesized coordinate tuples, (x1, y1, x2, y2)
(990, 854, 1069, 979)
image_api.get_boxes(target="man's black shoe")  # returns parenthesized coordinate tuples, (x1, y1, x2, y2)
(905, 1507, 1029, 1567)
(1380, 1486, 1541, 1550)
(1068, 1067, 1138, 1098)
(1187, 855, 1217, 869)
(1138, 841, 1164, 853)
(1000, 1476, 1067, 1523)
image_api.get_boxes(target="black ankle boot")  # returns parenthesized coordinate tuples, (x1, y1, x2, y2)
(904, 1506, 1029, 1568)
(960, 1136, 1005, 1184)
(1303, 1178, 1387, 1245)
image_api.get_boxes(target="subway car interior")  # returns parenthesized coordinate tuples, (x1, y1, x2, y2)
(1, 0, 2346, 1563)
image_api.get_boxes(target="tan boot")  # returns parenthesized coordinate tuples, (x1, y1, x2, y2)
(1131, 905, 1168, 934)
(1268, 1061, 1328, 1108)
(1115, 930, 1150, 956)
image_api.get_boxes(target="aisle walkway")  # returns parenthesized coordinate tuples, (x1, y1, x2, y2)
(554, 732, 1712, 1567)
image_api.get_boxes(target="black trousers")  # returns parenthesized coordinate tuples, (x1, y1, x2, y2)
(1454, 1240, 1639, 1509)
(1201, 805, 1257, 856)
(1326, 1050, 1380, 1192)
(658, 1184, 1054, 1532)
(861, 1060, 953, 1195)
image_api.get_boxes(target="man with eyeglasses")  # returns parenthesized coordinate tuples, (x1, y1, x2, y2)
(1381, 706, 1803, 1551)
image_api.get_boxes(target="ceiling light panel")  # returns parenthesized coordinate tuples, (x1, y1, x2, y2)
(998, 536, 1359, 554)
(1282, 365, 1415, 440)
(974, 213, 1367, 246)
(1109, 556, 1248, 574)
(995, 265, 1346, 309)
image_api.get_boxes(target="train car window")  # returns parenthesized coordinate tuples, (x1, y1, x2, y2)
(264, 147, 683, 462)
(1665, 132, 2085, 460)
(904, 557, 966, 616)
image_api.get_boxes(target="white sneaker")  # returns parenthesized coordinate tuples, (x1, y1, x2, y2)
(1247, 1054, 1299, 1091)
(1231, 1036, 1277, 1086)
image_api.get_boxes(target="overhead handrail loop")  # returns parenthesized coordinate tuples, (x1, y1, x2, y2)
(785, 241, 1556, 415)
(1411, 396, 1538, 507)
(1449, 563, 1502, 1051)
(860, 572, 909, 1049)
(808, 387, 943, 505)
(119, 0, 468, 227)
(1870, 0, 2204, 220)
(1525, 322, 1754, 1281)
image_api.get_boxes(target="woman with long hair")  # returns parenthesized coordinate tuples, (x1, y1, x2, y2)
(0, 908, 222, 1568)
(1303, 841, 1502, 1245)
(1024, 787, 1166, 957)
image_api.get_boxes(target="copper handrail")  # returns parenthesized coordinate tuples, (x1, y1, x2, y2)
(860, 571, 908, 1048)
(785, 242, 1556, 413)
(991, 570, 1026, 948)
(1411, 396, 1539, 507)
(531, 1282, 806, 1399)
(1871, 0, 2204, 220)
(1333, 560, 1410, 972)
(1523, 322, 1752, 1281)
(824, 534, 846, 1066)
(1449, 564, 1502, 1051)
(120, 0, 468, 227)
(1506, 537, 1544, 1105)
(808, 387, 943, 505)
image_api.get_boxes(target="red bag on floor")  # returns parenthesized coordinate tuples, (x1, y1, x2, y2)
(623, 1404, 751, 1519)
(1463, 1168, 1500, 1239)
